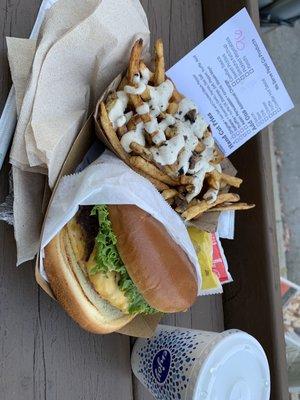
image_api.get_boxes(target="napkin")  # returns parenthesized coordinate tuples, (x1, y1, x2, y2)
(6, 0, 150, 264)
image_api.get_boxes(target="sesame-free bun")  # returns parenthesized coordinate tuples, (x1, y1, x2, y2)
(108, 205, 197, 313)
(44, 205, 197, 333)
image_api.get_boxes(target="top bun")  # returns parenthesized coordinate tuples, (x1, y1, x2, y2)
(108, 205, 198, 312)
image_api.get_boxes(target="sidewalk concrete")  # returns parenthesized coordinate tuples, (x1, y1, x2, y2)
(262, 21, 300, 285)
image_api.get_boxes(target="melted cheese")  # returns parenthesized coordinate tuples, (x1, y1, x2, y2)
(86, 249, 129, 314)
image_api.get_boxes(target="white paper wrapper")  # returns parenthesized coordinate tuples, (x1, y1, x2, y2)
(217, 210, 235, 240)
(40, 150, 202, 294)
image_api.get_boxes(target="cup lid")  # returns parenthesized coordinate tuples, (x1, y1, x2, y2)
(194, 331, 270, 400)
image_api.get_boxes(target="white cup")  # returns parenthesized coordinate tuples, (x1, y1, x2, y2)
(131, 325, 270, 400)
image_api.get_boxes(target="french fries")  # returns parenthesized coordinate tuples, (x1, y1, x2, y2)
(153, 39, 165, 85)
(97, 38, 254, 221)
(129, 94, 151, 123)
(127, 38, 143, 84)
(206, 170, 221, 190)
(117, 75, 128, 91)
(208, 170, 243, 188)
(129, 156, 179, 186)
(99, 102, 129, 162)
(206, 203, 255, 212)
(167, 102, 179, 114)
(130, 142, 152, 160)
(162, 189, 178, 200)
(117, 125, 128, 137)
(170, 88, 184, 103)
(182, 193, 240, 221)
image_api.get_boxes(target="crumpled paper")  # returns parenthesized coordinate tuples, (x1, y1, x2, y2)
(10, 0, 150, 184)
(6, 38, 37, 116)
(6, 0, 150, 264)
(40, 150, 202, 293)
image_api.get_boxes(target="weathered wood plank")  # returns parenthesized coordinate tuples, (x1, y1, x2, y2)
(1, 3, 43, 400)
(0, 1, 133, 399)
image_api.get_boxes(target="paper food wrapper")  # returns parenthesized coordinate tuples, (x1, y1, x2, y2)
(94, 73, 237, 233)
(36, 122, 201, 336)
(7, 0, 150, 264)
(40, 151, 201, 287)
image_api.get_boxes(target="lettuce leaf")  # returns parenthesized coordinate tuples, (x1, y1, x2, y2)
(90, 205, 156, 315)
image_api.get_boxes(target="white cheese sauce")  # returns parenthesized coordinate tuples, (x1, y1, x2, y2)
(125, 111, 133, 123)
(148, 79, 174, 113)
(140, 66, 152, 83)
(186, 162, 214, 203)
(203, 187, 219, 204)
(174, 98, 197, 120)
(136, 103, 150, 115)
(203, 162, 222, 203)
(133, 74, 141, 85)
(108, 91, 128, 128)
(152, 130, 166, 145)
(107, 67, 221, 203)
(151, 115, 175, 145)
(120, 122, 145, 152)
(150, 134, 185, 165)
(192, 115, 208, 139)
(159, 114, 175, 130)
(116, 115, 126, 128)
(203, 135, 214, 148)
(215, 163, 222, 173)
(144, 116, 158, 134)
(124, 82, 147, 95)
(178, 138, 199, 175)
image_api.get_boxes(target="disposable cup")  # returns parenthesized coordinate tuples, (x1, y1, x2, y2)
(131, 325, 270, 400)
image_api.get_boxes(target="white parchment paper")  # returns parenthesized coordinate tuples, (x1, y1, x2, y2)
(40, 150, 202, 293)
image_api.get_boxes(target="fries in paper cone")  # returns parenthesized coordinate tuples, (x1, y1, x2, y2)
(96, 39, 254, 221)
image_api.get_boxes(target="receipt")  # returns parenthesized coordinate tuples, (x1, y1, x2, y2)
(167, 8, 294, 156)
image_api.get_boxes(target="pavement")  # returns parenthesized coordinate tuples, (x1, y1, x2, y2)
(262, 22, 300, 398)
(262, 21, 300, 285)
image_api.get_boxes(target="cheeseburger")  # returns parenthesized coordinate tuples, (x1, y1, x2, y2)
(44, 204, 197, 334)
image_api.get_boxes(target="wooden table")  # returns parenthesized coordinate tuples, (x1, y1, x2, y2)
(0, 1, 288, 399)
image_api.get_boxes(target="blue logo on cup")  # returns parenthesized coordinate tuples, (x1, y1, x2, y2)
(152, 349, 171, 385)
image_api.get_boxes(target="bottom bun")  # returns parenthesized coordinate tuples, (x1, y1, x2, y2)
(44, 223, 134, 334)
